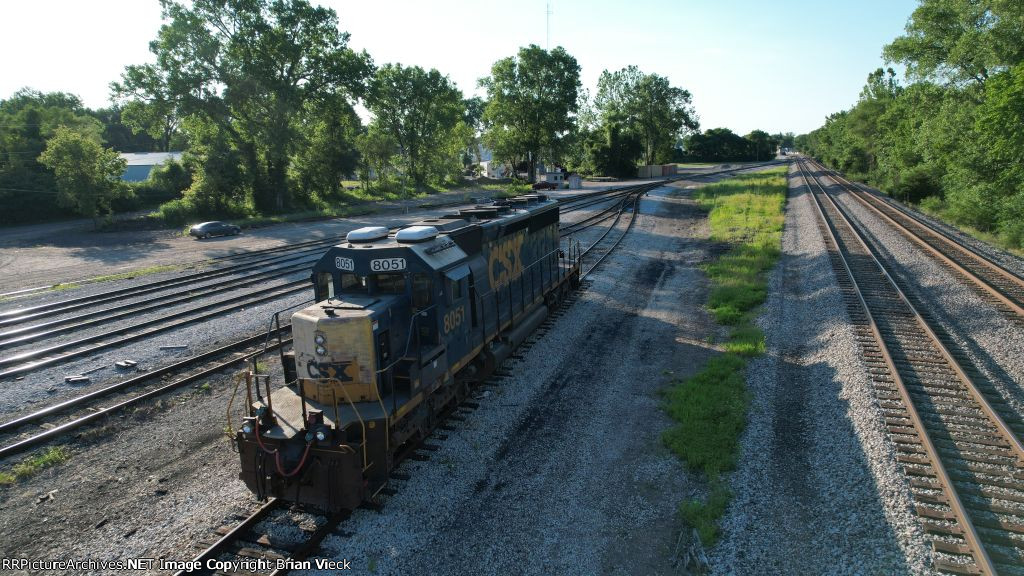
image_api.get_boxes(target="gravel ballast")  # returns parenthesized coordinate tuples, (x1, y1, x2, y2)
(846, 178, 1024, 279)
(709, 165, 933, 575)
(0, 179, 709, 574)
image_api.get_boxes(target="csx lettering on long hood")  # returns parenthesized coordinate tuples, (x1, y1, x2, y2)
(488, 232, 525, 288)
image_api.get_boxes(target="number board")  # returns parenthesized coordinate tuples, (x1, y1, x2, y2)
(335, 256, 355, 271)
(370, 258, 406, 272)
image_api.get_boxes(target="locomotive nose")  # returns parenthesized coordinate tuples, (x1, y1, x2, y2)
(290, 296, 395, 404)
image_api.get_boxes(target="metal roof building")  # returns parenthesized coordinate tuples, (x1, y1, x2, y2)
(119, 151, 184, 182)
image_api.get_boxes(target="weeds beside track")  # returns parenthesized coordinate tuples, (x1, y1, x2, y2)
(661, 166, 788, 545)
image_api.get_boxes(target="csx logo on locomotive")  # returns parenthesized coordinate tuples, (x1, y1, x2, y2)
(488, 232, 525, 288)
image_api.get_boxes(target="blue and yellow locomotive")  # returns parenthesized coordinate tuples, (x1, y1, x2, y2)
(235, 195, 581, 511)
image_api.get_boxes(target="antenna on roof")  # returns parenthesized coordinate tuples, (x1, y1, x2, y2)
(546, 1, 552, 49)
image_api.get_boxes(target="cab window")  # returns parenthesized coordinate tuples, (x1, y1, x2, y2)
(447, 277, 463, 304)
(374, 273, 405, 294)
(315, 272, 335, 301)
(340, 273, 364, 293)
(412, 274, 432, 309)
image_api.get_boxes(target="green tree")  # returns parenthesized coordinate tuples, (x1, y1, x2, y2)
(743, 130, 778, 162)
(595, 66, 698, 165)
(586, 115, 643, 177)
(357, 128, 400, 189)
(290, 96, 362, 202)
(684, 128, 755, 162)
(179, 117, 249, 216)
(883, 0, 1024, 86)
(110, 63, 182, 152)
(480, 45, 581, 182)
(37, 127, 131, 227)
(116, 0, 372, 213)
(0, 89, 105, 224)
(366, 64, 466, 190)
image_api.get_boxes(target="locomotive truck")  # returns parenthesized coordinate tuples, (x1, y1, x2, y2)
(234, 195, 581, 511)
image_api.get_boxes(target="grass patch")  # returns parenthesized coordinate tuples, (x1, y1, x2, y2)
(0, 446, 70, 486)
(661, 166, 787, 546)
(674, 162, 720, 169)
(50, 264, 183, 293)
(662, 354, 748, 475)
(479, 180, 532, 198)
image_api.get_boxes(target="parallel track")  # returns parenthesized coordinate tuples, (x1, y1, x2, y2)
(800, 160, 1024, 575)
(0, 329, 293, 459)
(810, 159, 1024, 321)
(0, 282, 307, 379)
(0, 182, 661, 462)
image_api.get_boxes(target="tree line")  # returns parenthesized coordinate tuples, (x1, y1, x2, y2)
(797, 0, 1024, 249)
(0, 0, 782, 227)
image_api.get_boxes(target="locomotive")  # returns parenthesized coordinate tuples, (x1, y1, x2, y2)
(234, 194, 581, 511)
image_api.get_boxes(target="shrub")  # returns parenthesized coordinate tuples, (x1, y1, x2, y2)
(892, 164, 942, 204)
(155, 198, 198, 227)
(998, 192, 1024, 248)
(918, 195, 946, 215)
(945, 183, 1000, 231)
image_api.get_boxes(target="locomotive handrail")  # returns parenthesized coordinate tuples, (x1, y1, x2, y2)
(472, 239, 580, 346)
(375, 303, 438, 376)
(292, 377, 370, 470)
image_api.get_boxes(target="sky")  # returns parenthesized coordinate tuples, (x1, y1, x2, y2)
(0, 0, 920, 136)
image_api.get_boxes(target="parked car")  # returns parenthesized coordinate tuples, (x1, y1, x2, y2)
(532, 181, 558, 190)
(189, 221, 241, 239)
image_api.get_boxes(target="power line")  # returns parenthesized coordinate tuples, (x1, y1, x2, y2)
(0, 187, 60, 195)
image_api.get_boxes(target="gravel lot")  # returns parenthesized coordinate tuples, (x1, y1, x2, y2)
(709, 164, 933, 574)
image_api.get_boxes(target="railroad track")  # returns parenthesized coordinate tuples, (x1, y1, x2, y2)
(0, 327, 293, 459)
(0, 183, 653, 455)
(0, 185, 650, 378)
(0, 281, 308, 380)
(176, 499, 347, 576)
(560, 182, 656, 237)
(0, 236, 340, 310)
(808, 159, 1024, 321)
(800, 160, 1024, 575)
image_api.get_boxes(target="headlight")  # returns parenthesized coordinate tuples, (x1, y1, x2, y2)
(315, 430, 326, 441)
(315, 345, 327, 356)
(241, 424, 252, 434)
(314, 334, 326, 345)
